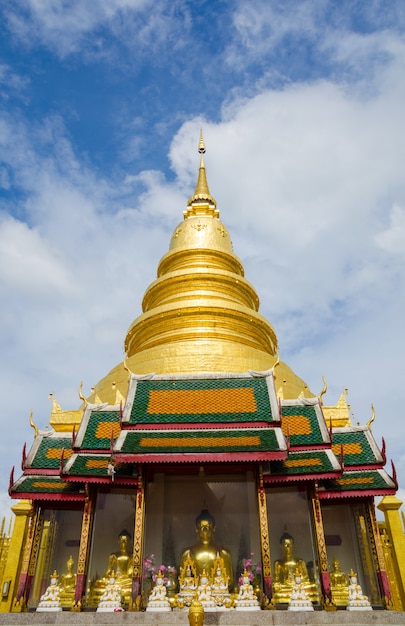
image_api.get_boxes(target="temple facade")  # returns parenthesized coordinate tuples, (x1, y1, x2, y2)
(1, 134, 405, 614)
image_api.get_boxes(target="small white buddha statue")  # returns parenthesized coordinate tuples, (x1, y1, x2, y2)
(235, 569, 260, 611)
(146, 570, 171, 612)
(36, 571, 62, 612)
(347, 570, 372, 611)
(96, 574, 124, 612)
(288, 568, 314, 611)
(197, 569, 216, 611)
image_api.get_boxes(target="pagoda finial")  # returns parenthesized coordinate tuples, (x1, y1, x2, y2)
(194, 130, 211, 198)
(198, 128, 206, 154)
(184, 130, 218, 218)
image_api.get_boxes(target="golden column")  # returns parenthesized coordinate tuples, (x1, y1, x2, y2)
(12, 504, 43, 611)
(130, 468, 145, 610)
(310, 485, 335, 609)
(73, 487, 95, 610)
(0, 501, 31, 613)
(378, 495, 405, 608)
(257, 466, 272, 605)
(365, 500, 392, 608)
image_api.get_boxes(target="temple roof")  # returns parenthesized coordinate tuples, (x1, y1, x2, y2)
(11, 475, 84, 501)
(318, 469, 396, 499)
(114, 426, 286, 463)
(9, 367, 396, 500)
(264, 449, 342, 483)
(331, 426, 385, 468)
(281, 399, 331, 448)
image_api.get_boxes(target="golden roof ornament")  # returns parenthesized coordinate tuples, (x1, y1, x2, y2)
(318, 375, 327, 406)
(29, 409, 38, 438)
(366, 403, 375, 430)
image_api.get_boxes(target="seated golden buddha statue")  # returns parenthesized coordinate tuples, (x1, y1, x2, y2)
(59, 555, 76, 607)
(179, 508, 233, 590)
(273, 531, 318, 604)
(89, 529, 133, 606)
(329, 556, 349, 606)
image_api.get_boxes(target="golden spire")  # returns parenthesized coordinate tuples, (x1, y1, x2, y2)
(184, 130, 218, 218)
(91, 133, 314, 403)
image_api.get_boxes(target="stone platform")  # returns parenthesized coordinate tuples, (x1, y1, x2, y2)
(0, 611, 405, 626)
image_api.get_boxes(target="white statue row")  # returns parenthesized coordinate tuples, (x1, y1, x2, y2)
(287, 568, 372, 612)
(36, 566, 372, 613)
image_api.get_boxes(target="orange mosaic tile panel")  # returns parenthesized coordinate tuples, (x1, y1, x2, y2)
(46, 448, 73, 459)
(146, 387, 257, 415)
(95, 421, 121, 439)
(285, 457, 322, 468)
(332, 442, 362, 456)
(86, 459, 109, 469)
(281, 414, 311, 436)
(139, 435, 261, 448)
(32, 481, 69, 490)
(336, 476, 374, 485)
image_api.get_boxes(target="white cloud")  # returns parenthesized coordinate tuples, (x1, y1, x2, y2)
(3, 0, 188, 59)
(376, 204, 405, 256)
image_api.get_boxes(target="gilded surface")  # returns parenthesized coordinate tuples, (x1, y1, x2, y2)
(366, 501, 391, 607)
(82, 142, 313, 409)
(353, 506, 380, 604)
(257, 469, 271, 585)
(380, 526, 403, 610)
(132, 475, 145, 580)
(378, 496, 405, 609)
(77, 493, 94, 576)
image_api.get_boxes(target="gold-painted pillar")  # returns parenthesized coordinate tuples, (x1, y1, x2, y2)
(130, 468, 145, 610)
(0, 501, 31, 613)
(73, 487, 95, 610)
(257, 466, 272, 603)
(365, 500, 392, 608)
(12, 503, 43, 611)
(353, 503, 380, 604)
(379, 527, 403, 610)
(378, 496, 405, 608)
(310, 485, 334, 609)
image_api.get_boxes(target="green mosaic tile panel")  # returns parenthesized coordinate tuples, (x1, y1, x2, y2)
(270, 450, 336, 476)
(66, 455, 133, 478)
(324, 470, 392, 492)
(80, 410, 120, 450)
(120, 428, 279, 454)
(129, 377, 274, 424)
(281, 404, 324, 446)
(29, 437, 72, 470)
(331, 430, 379, 466)
(12, 476, 78, 495)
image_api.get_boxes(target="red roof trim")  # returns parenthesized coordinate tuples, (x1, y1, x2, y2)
(124, 421, 274, 431)
(263, 471, 341, 484)
(62, 476, 138, 485)
(340, 463, 384, 471)
(318, 488, 396, 500)
(115, 451, 287, 463)
(287, 444, 331, 452)
(10, 492, 86, 502)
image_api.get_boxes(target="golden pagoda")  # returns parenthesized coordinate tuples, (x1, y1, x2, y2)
(1, 134, 405, 616)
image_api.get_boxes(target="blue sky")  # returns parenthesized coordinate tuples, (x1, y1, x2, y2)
(1, 0, 405, 519)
